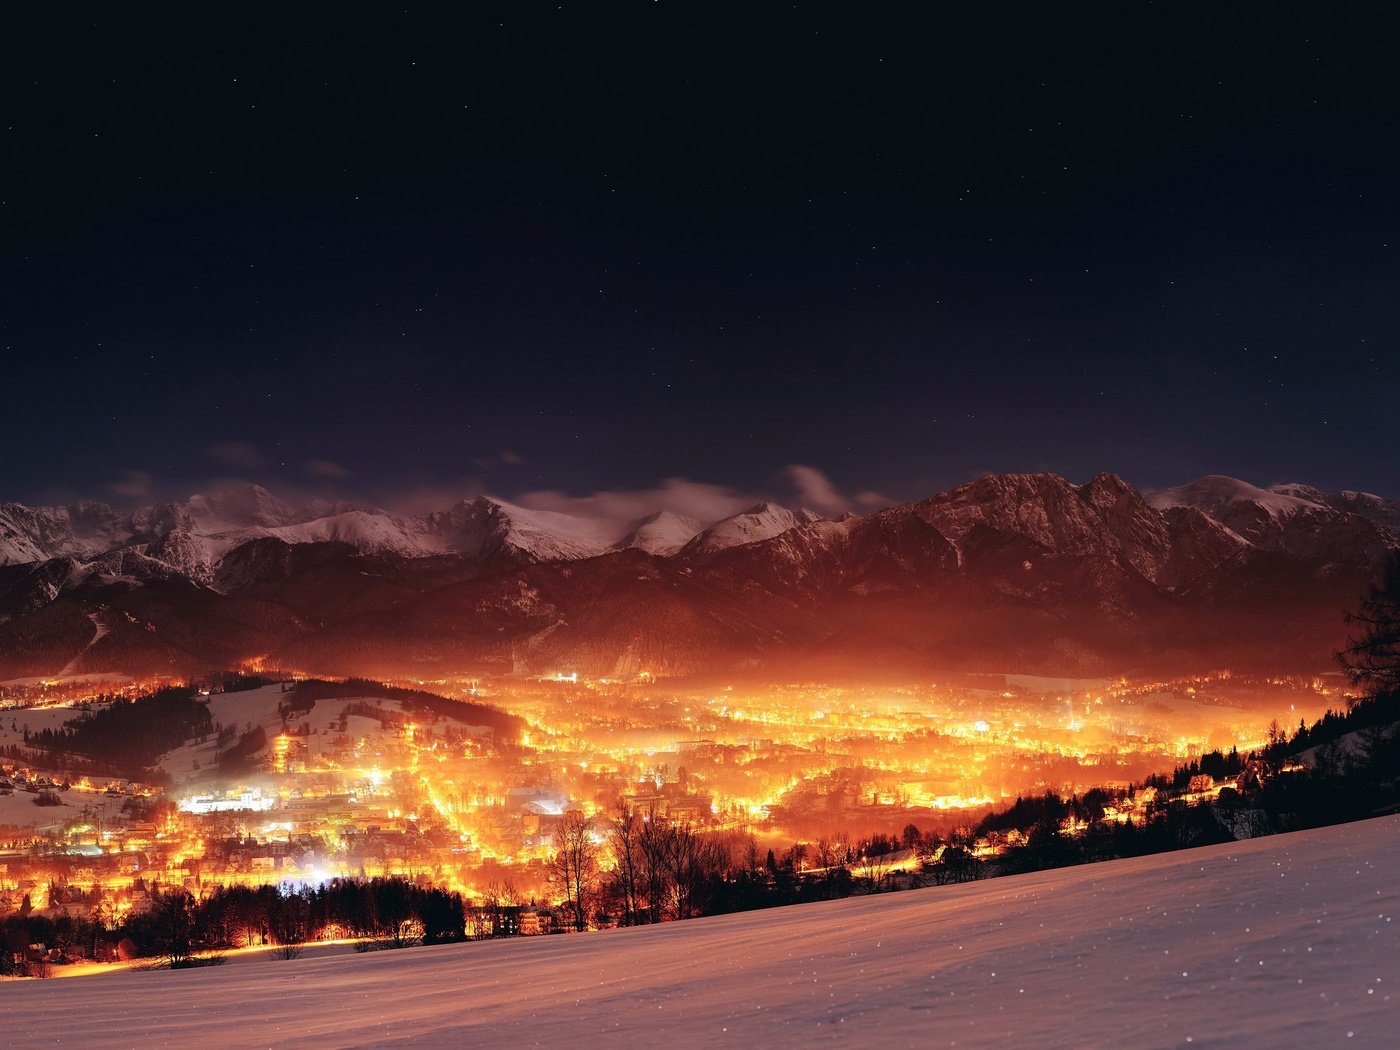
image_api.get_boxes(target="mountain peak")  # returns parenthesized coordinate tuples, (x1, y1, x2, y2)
(615, 510, 706, 556)
(741, 500, 787, 516)
(1080, 471, 1134, 497)
(1145, 475, 1317, 516)
(682, 502, 813, 556)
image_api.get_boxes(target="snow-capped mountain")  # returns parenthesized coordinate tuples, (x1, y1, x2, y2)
(0, 501, 139, 564)
(913, 472, 1177, 579)
(681, 502, 823, 556)
(1270, 483, 1400, 532)
(422, 497, 619, 563)
(613, 511, 706, 556)
(1147, 475, 1396, 564)
(0, 486, 825, 581)
(0, 472, 1394, 681)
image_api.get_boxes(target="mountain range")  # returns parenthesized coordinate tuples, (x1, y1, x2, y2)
(1, 473, 1394, 681)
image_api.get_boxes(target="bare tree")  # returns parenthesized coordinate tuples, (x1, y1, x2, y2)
(638, 806, 669, 924)
(607, 799, 643, 926)
(549, 810, 598, 932)
(661, 820, 725, 920)
(833, 830, 855, 866)
(853, 849, 898, 893)
(478, 880, 521, 938)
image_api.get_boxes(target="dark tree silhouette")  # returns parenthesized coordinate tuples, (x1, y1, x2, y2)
(1339, 552, 1400, 699)
(152, 890, 195, 967)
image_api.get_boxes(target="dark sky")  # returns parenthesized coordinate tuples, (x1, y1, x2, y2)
(5, 4, 1398, 510)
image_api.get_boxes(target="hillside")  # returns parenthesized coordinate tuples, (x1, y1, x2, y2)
(4, 816, 1396, 1048)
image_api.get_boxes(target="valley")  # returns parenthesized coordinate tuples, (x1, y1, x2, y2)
(0, 668, 1335, 921)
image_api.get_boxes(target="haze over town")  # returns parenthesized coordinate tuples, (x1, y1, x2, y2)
(5, 4, 1400, 1046)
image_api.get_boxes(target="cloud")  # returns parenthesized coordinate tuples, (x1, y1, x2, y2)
(305, 458, 352, 479)
(514, 477, 758, 527)
(384, 479, 487, 516)
(208, 440, 265, 470)
(782, 465, 893, 516)
(854, 490, 892, 510)
(107, 469, 153, 499)
(784, 465, 848, 515)
(374, 468, 893, 529)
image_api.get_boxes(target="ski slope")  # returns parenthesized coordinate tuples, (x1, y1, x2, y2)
(4, 816, 1397, 1048)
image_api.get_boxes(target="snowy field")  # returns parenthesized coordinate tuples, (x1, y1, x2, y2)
(4, 816, 1398, 1048)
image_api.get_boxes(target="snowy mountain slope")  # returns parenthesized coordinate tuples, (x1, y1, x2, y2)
(917, 472, 1179, 581)
(1149, 475, 1397, 563)
(1302, 487, 1400, 532)
(614, 510, 707, 555)
(422, 496, 621, 563)
(6, 474, 1387, 579)
(265, 511, 445, 558)
(681, 502, 824, 556)
(1149, 474, 1317, 517)
(2, 488, 640, 581)
(0, 501, 138, 564)
(7, 816, 1397, 1048)
(0, 472, 1394, 678)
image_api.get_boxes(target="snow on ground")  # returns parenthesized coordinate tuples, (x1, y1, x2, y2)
(162, 684, 411, 788)
(0, 705, 136, 831)
(57, 613, 111, 676)
(4, 816, 1397, 1048)
(0, 785, 133, 832)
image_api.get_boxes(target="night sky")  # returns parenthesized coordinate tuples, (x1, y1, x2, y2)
(5, 5, 1399, 511)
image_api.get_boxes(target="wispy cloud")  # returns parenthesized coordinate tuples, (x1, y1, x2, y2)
(783, 464, 891, 515)
(853, 490, 891, 510)
(784, 465, 847, 515)
(514, 477, 759, 526)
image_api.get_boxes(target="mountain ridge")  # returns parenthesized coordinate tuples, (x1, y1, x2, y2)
(1, 472, 1392, 681)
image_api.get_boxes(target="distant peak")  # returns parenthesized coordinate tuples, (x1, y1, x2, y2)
(1083, 471, 1133, 492)
(1268, 482, 1327, 504)
(741, 501, 786, 516)
(1145, 475, 1316, 514)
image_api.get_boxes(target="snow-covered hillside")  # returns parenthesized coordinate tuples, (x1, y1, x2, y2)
(5, 816, 1396, 1048)
(682, 502, 823, 556)
(5, 473, 1392, 584)
(1, 486, 829, 582)
(3, 471, 1395, 680)
(614, 510, 706, 555)
(1148, 475, 1397, 564)
(0, 501, 139, 565)
(1148, 475, 1320, 518)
